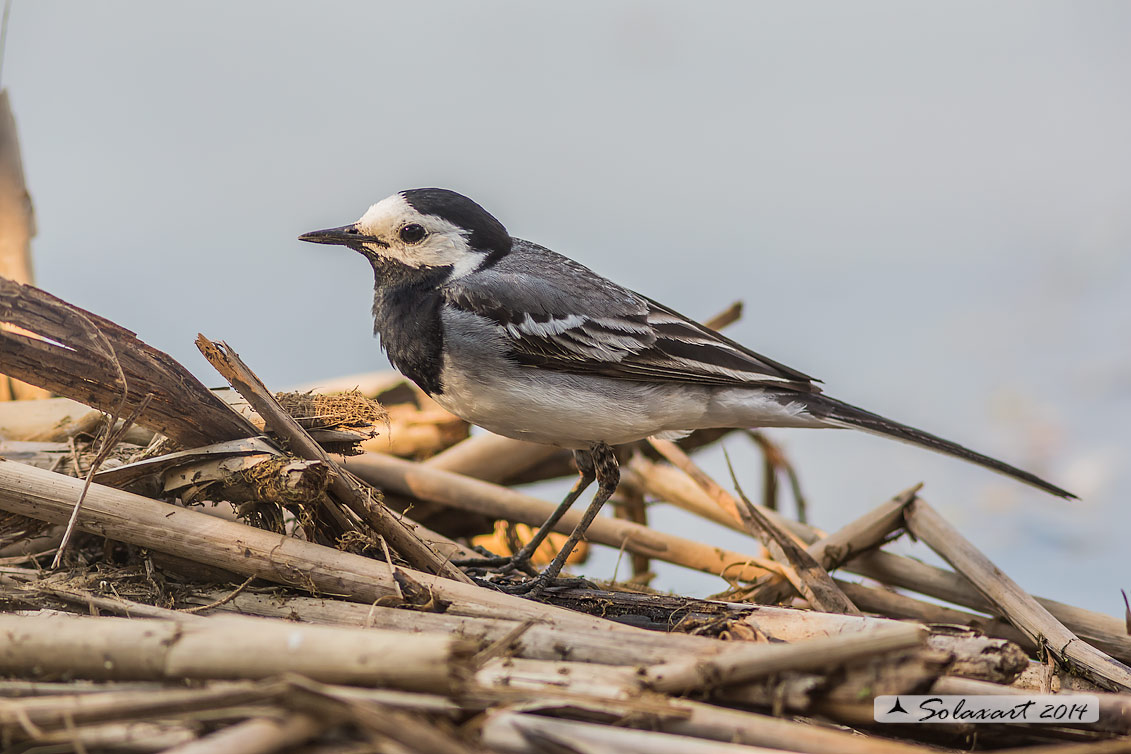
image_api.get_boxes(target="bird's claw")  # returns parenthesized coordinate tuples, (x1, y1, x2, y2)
(454, 554, 539, 577)
(496, 575, 594, 596)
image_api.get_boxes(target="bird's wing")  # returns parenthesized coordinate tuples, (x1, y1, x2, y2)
(443, 242, 820, 391)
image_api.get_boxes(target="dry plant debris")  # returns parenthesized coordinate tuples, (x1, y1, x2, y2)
(0, 280, 1129, 753)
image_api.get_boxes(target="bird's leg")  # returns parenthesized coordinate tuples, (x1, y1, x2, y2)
(501, 442, 619, 596)
(454, 449, 596, 577)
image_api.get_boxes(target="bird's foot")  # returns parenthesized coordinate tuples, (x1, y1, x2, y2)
(453, 553, 539, 577)
(495, 574, 594, 597)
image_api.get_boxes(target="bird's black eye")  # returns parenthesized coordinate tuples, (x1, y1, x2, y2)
(399, 224, 427, 244)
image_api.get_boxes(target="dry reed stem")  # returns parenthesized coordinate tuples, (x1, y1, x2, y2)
(807, 484, 920, 567)
(182, 591, 724, 666)
(630, 456, 1122, 661)
(739, 484, 919, 608)
(643, 621, 927, 694)
(475, 656, 639, 700)
(738, 495, 859, 613)
(718, 648, 952, 716)
(647, 438, 744, 523)
(341, 451, 786, 583)
(282, 676, 486, 754)
(612, 483, 651, 578)
(723, 451, 860, 614)
(473, 648, 946, 714)
(0, 614, 474, 691)
(8, 579, 204, 623)
(833, 578, 1036, 649)
(0, 681, 275, 735)
(905, 498, 1131, 692)
(623, 455, 815, 538)
(159, 713, 325, 754)
(645, 439, 823, 599)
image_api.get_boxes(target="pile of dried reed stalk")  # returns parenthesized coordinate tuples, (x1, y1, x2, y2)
(0, 277, 1129, 754)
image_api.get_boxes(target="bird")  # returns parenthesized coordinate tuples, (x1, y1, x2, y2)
(299, 188, 1075, 593)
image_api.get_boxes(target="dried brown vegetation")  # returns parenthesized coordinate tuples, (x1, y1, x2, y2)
(0, 280, 1128, 754)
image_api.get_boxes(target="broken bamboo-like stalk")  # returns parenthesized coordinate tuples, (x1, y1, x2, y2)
(904, 498, 1131, 692)
(807, 484, 920, 568)
(196, 335, 472, 584)
(342, 451, 786, 583)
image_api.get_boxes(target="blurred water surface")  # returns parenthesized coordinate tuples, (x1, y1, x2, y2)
(4, 2, 1127, 613)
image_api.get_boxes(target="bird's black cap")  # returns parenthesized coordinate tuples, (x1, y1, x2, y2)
(402, 188, 512, 255)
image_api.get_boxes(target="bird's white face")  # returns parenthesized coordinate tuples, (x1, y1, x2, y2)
(353, 193, 482, 277)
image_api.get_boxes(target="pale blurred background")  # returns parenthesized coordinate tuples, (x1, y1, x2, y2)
(2, 2, 1127, 613)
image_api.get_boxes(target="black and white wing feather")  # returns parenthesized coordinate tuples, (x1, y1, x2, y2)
(443, 239, 820, 393)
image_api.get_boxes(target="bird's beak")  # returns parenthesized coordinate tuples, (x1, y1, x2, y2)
(298, 224, 364, 246)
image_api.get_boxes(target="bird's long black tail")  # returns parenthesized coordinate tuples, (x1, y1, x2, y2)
(803, 395, 1076, 499)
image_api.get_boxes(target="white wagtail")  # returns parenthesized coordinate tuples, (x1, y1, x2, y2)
(300, 188, 1074, 592)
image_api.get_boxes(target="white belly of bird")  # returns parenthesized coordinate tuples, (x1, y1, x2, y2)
(433, 356, 821, 449)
